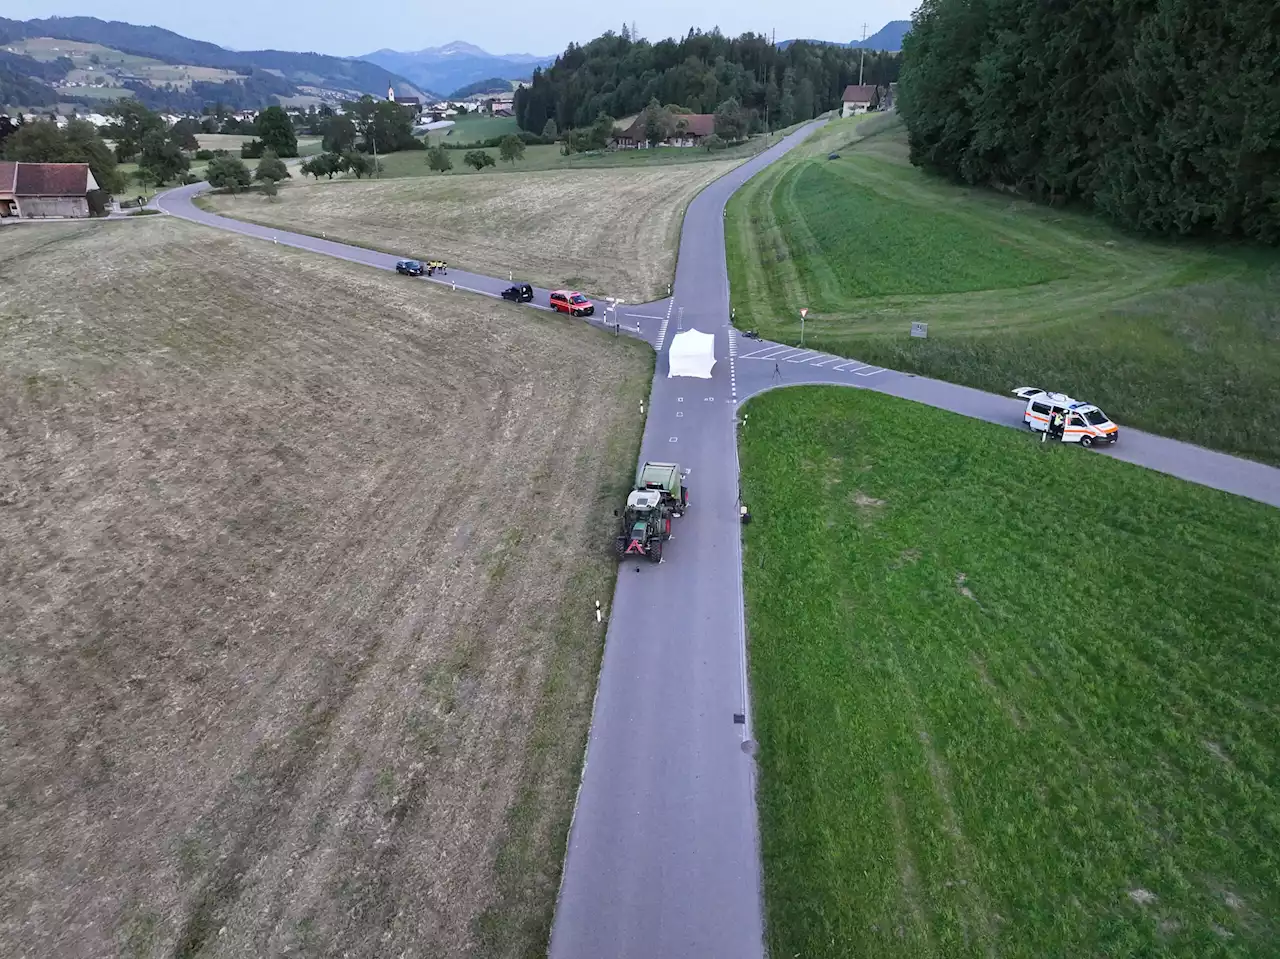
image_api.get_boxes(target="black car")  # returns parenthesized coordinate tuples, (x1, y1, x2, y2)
(501, 282, 535, 303)
(395, 259, 424, 276)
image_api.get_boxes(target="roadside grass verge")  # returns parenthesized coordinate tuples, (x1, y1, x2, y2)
(725, 117, 1280, 465)
(739, 386, 1280, 959)
(471, 355, 653, 959)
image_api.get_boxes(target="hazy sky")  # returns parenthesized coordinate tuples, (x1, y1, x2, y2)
(6, 1, 919, 57)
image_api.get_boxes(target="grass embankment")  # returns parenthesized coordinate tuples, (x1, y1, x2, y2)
(740, 386, 1280, 959)
(0, 218, 651, 959)
(726, 115, 1280, 465)
(202, 161, 740, 302)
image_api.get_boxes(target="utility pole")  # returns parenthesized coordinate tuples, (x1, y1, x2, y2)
(858, 23, 868, 86)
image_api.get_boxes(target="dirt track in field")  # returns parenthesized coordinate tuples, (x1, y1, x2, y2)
(0, 218, 650, 958)
(201, 161, 739, 302)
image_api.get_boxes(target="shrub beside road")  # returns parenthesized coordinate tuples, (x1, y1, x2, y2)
(726, 117, 1280, 465)
(0, 218, 651, 959)
(740, 386, 1280, 959)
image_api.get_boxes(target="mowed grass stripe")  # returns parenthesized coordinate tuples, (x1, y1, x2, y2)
(725, 117, 1280, 464)
(740, 387, 1280, 959)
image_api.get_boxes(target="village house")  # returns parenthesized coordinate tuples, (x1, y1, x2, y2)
(0, 161, 100, 219)
(841, 84, 877, 117)
(482, 93, 516, 117)
(613, 113, 716, 149)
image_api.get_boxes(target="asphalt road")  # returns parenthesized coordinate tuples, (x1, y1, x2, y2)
(731, 338, 1280, 509)
(154, 130, 1280, 959)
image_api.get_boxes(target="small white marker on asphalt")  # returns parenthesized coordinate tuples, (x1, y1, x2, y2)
(595, 601, 602, 623)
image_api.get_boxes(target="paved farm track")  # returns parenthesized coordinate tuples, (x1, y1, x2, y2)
(155, 125, 1280, 959)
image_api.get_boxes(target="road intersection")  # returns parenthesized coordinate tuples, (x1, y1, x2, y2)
(155, 123, 1279, 959)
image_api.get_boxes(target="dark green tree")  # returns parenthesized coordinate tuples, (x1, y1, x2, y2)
(138, 128, 190, 185)
(304, 152, 342, 179)
(513, 31, 895, 135)
(898, 0, 1279, 242)
(541, 117, 559, 139)
(344, 151, 377, 178)
(344, 96, 419, 154)
(106, 101, 164, 162)
(642, 98, 674, 146)
(426, 144, 453, 173)
(498, 134, 525, 164)
(255, 106, 298, 157)
(463, 150, 496, 170)
(169, 117, 201, 151)
(713, 97, 747, 141)
(205, 154, 252, 192)
(254, 150, 290, 183)
(322, 114, 357, 154)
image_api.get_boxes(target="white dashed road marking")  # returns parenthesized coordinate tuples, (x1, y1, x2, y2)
(738, 344, 886, 378)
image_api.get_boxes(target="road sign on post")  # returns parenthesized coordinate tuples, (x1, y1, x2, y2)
(800, 308, 809, 346)
(910, 321, 928, 338)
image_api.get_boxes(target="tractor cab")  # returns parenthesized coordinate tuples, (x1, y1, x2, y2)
(615, 489, 670, 563)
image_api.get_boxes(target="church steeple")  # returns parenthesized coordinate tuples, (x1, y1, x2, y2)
(387, 83, 395, 101)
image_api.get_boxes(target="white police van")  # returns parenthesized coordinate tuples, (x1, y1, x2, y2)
(1012, 387, 1119, 447)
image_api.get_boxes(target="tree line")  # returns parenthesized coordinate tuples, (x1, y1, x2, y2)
(515, 26, 899, 133)
(899, 0, 1280, 243)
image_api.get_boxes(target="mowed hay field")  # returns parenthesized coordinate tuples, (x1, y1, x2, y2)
(201, 160, 741, 302)
(740, 387, 1280, 959)
(726, 116, 1280, 465)
(0, 219, 651, 958)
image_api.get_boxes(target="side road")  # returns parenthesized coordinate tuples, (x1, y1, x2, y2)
(729, 338, 1280, 509)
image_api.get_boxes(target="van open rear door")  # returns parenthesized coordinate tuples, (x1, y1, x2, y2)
(1011, 386, 1044, 399)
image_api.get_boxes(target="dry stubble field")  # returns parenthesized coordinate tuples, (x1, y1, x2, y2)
(200, 161, 741, 302)
(0, 218, 651, 958)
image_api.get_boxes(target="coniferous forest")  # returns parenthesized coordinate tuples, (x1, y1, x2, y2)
(898, 0, 1280, 243)
(516, 28, 899, 135)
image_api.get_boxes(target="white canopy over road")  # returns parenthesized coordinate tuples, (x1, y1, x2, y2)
(667, 329, 717, 378)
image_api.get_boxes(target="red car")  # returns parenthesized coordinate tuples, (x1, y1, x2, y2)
(550, 290, 594, 317)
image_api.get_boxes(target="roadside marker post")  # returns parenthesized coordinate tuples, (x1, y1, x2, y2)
(596, 600, 602, 623)
(799, 307, 808, 346)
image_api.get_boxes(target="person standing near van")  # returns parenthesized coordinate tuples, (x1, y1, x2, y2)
(1046, 409, 1064, 442)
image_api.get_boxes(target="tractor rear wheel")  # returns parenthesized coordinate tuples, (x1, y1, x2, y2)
(647, 538, 663, 563)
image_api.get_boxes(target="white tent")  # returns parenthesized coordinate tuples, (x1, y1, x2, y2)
(667, 329, 717, 378)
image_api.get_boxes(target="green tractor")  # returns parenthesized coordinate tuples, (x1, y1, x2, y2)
(634, 461, 689, 517)
(614, 461, 688, 563)
(614, 488, 672, 562)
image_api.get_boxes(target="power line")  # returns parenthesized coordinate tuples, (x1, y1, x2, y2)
(858, 23, 868, 86)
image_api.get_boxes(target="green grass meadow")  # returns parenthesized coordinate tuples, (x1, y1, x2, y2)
(370, 132, 777, 178)
(423, 114, 520, 145)
(739, 386, 1280, 959)
(725, 116, 1280, 465)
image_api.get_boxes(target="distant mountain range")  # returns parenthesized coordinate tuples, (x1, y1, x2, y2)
(0, 15, 433, 111)
(361, 42, 554, 100)
(777, 21, 911, 53)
